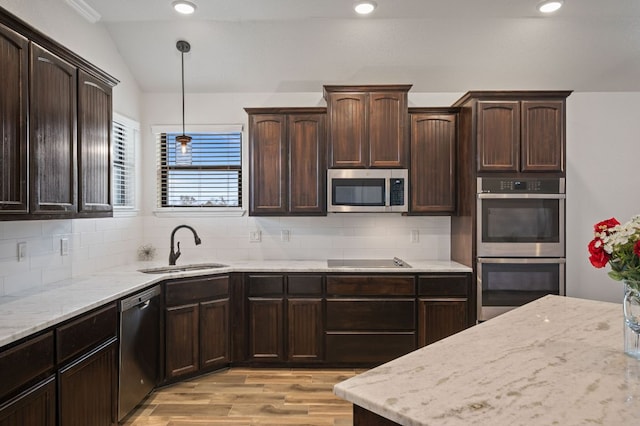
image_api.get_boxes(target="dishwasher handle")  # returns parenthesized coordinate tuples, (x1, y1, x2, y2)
(121, 285, 161, 312)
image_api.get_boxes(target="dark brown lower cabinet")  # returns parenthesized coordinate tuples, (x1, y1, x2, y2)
(417, 274, 470, 347)
(418, 299, 467, 346)
(164, 275, 230, 381)
(58, 338, 117, 426)
(165, 304, 199, 378)
(248, 298, 284, 361)
(0, 377, 56, 426)
(288, 298, 323, 362)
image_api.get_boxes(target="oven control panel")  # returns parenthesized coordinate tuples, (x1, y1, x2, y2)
(479, 177, 564, 194)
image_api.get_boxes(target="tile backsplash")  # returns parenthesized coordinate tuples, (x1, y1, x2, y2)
(0, 214, 450, 296)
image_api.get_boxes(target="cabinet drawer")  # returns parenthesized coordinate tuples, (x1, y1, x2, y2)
(288, 275, 323, 295)
(326, 275, 414, 296)
(248, 275, 284, 296)
(165, 275, 229, 306)
(0, 332, 54, 401)
(56, 303, 117, 365)
(326, 299, 415, 330)
(418, 275, 469, 297)
(325, 332, 415, 364)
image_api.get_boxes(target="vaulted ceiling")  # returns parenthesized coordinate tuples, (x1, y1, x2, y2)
(80, 0, 640, 93)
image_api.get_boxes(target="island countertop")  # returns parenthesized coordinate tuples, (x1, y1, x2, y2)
(334, 295, 640, 426)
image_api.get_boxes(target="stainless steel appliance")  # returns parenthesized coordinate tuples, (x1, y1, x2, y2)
(477, 177, 565, 257)
(118, 285, 161, 421)
(328, 169, 408, 213)
(476, 177, 566, 321)
(477, 257, 565, 321)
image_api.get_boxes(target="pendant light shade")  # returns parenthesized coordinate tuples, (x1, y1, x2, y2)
(176, 40, 191, 154)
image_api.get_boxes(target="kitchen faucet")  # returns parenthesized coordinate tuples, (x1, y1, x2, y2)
(169, 225, 202, 265)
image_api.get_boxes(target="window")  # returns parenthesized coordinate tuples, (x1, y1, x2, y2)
(112, 114, 138, 210)
(156, 129, 242, 208)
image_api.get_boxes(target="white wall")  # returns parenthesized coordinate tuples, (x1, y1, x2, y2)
(0, 0, 144, 296)
(565, 93, 640, 302)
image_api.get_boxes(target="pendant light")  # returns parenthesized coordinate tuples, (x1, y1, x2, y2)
(176, 40, 191, 154)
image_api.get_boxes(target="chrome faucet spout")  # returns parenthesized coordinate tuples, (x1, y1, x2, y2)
(169, 225, 202, 265)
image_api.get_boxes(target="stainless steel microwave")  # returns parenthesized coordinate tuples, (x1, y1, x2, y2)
(327, 169, 408, 213)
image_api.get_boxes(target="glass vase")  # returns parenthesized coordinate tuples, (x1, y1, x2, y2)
(623, 281, 640, 359)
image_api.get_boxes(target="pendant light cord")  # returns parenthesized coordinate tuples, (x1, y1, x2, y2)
(181, 49, 186, 136)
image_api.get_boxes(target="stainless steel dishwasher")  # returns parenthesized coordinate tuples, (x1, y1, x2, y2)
(118, 285, 161, 421)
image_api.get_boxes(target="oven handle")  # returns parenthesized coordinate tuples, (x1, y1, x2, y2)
(477, 193, 566, 200)
(477, 257, 566, 264)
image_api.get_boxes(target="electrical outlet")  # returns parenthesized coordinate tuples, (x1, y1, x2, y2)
(17, 242, 27, 261)
(60, 238, 69, 256)
(410, 229, 419, 243)
(281, 230, 290, 242)
(249, 230, 262, 242)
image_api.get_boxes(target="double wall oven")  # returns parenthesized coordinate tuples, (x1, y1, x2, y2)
(476, 177, 566, 321)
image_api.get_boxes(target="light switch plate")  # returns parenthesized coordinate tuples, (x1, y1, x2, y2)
(410, 229, 419, 243)
(60, 238, 69, 256)
(249, 230, 262, 242)
(17, 242, 27, 261)
(281, 230, 290, 242)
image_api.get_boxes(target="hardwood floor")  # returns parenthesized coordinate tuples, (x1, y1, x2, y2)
(121, 368, 361, 425)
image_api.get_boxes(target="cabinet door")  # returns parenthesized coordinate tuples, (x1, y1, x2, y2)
(410, 113, 456, 213)
(165, 304, 199, 379)
(476, 101, 520, 172)
(0, 24, 28, 216)
(77, 70, 112, 216)
(288, 113, 326, 214)
(418, 299, 467, 347)
(327, 92, 367, 168)
(58, 339, 117, 426)
(287, 298, 323, 362)
(0, 377, 56, 426)
(200, 298, 229, 369)
(248, 298, 284, 361)
(29, 43, 77, 215)
(521, 100, 565, 172)
(249, 114, 287, 215)
(369, 91, 408, 168)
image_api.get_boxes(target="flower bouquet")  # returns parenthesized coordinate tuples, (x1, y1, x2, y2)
(588, 215, 640, 290)
(588, 214, 640, 358)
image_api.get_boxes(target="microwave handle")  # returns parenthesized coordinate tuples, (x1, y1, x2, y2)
(477, 193, 566, 200)
(385, 178, 391, 207)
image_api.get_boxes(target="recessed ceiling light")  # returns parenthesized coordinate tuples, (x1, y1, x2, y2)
(537, 0, 563, 13)
(354, 1, 377, 15)
(173, 0, 197, 15)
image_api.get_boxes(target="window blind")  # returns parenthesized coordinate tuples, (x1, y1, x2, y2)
(112, 119, 135, 208)
(157, 132, 242, 208)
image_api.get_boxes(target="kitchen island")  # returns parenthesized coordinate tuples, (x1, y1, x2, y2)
(334, 295, 640, 425)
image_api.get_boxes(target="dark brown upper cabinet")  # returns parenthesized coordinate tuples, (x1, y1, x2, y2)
(29, 43, 78, 217)
(467, 92, 570, 174)
(77, 70, 113, 217)
(409, 108, 458, 214)
(0, 7, 118, 221)
(324, 85, 411, 168)
(0, 24, 28, 216)
(246, 108, 326, 216)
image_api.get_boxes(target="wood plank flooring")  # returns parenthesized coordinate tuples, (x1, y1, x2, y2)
(121, 368, 361, 425)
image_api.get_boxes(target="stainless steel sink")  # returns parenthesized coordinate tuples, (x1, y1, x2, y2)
(138, 263, 228, 274)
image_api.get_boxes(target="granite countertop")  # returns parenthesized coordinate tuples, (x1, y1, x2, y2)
(334, 295, 640, 426)
(0, 259, 470, 348)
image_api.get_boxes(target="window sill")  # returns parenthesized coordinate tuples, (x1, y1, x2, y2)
(153, 208, 246, 218)
(113, 208, 139, 217)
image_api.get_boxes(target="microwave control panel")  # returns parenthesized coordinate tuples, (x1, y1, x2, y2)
(390, 178, 405, 206)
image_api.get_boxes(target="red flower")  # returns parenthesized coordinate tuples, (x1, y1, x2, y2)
(594, 218, 620, 235)
(634, 240, 640, 258)
(588, 238, 610, 268)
